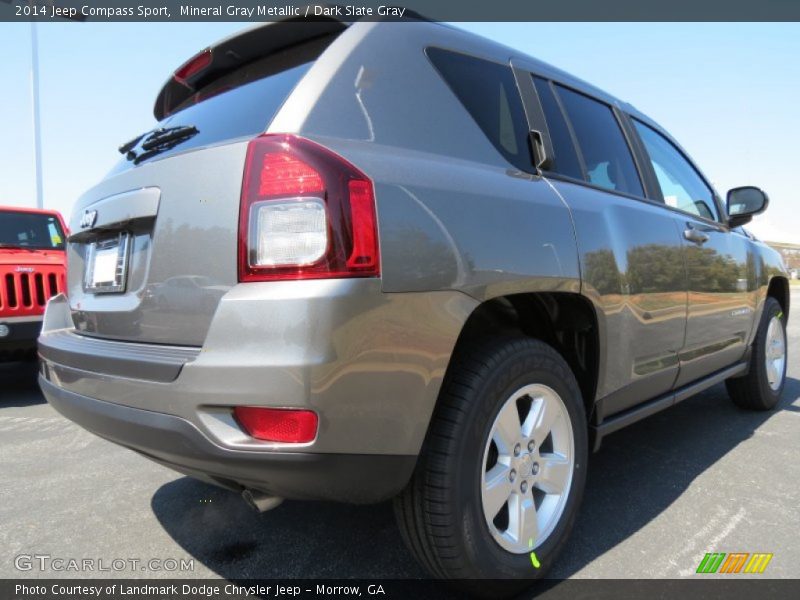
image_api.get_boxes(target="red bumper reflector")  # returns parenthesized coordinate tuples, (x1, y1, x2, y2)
(233, 406, 318, 443)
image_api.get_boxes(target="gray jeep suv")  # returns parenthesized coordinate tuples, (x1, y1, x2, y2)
(39, 18, 789, 588)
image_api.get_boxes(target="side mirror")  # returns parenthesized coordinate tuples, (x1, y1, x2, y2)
(727, 186, 769, 228)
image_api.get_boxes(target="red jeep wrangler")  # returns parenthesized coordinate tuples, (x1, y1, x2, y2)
(0, 206, 67, 361)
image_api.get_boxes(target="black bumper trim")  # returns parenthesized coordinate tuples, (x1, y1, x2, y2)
(0, 319, 41, 359)
(38, 330, 200, 383)
(0, 319, 41, 343)
(39, 376, 416, 503)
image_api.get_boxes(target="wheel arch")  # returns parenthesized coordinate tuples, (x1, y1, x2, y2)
(440, 292, 600, 422)
(767, 276, 790, 320)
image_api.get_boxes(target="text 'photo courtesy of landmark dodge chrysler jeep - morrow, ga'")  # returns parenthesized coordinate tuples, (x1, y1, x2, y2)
(1, 206, 67, 362)
(37, 18, 789, 592)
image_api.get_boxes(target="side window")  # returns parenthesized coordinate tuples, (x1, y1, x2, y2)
(554, 85, 644, 197)
(531, 76, 583, 180)
(427, 47, 531, 171)
(633, 120, 718, 220)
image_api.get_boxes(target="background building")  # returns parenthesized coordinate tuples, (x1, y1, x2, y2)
(766, 241, 800, 278)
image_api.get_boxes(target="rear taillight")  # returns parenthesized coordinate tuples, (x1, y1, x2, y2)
(233, 406, 318, 444)
(238, 134, 380, 282)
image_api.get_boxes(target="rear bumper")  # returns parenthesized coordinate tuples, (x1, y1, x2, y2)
(40, 376, 416, 502)
(37, 280, 478, 500)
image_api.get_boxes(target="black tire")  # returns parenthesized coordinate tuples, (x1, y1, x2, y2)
(394, 337, 588, 595)
(726, 297, 787, 411)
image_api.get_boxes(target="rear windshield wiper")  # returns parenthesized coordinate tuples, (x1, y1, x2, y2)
(121, 125, 200, 164)
(141, 125, 199, 151)
(118, 133, 146, 155)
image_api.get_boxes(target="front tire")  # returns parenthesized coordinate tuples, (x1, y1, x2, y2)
(394, 337, 587, 593)
(726, 297, 787, 411)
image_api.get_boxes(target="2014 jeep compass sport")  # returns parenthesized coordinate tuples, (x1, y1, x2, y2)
(39, 19, 789, 589)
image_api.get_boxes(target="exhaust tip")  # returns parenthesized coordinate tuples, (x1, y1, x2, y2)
(242, 489, 284, 513)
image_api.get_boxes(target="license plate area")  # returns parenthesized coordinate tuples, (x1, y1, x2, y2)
(84, 233, 131, 294)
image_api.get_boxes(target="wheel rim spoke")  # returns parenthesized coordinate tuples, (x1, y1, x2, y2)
(767, 361, 778, 385)
(482, 463, 513, 519)
(493, 400, 522, 454)
(525, 395, 559, 441)
(508, 492, 538, 545)
(535, 453, 571, 495)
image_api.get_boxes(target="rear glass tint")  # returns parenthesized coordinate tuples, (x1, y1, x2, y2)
(111, 36, 332, 173)
(427, 47, 531, 172)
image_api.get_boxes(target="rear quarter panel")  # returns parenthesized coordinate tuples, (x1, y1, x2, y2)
(272, 21, 581, 298)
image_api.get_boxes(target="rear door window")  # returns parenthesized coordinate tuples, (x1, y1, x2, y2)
(633, 120, 719, 221)
(427, 48, 531, 172)
(554, 85, 644, 197)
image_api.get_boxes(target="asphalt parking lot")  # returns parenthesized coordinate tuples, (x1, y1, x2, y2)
(1, 289, 799, 582)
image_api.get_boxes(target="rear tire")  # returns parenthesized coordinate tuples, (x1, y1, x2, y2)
(725, 297, 787, 411)
(394, 337, 587, 594)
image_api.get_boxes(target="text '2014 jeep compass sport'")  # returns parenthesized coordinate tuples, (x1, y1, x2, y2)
(39, 19, 789, 590)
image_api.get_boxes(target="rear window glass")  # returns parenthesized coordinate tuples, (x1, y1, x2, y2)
(554, 85, 644, 197)
(532, 76, 583, 180)
(0, 212, 65, 250)
(427, 47, 531, 172)
(111, 37, 330, 173)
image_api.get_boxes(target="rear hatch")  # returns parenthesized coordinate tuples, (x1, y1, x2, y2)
(67, 20, 345, 346)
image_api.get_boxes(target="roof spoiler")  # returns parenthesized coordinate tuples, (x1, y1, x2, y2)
(153, 17, 347, 121)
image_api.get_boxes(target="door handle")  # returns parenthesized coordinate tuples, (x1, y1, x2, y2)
(684, 225, 710, 245)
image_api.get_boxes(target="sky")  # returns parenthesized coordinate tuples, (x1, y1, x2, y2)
(1, 21, 799, 243)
